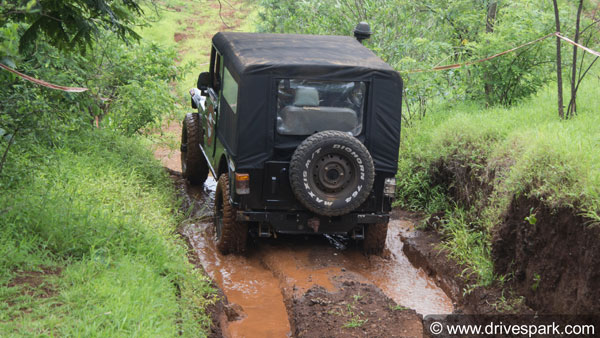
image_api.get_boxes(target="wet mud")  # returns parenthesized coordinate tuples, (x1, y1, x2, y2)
(174, 175, 454, 337)
(292, 283, 423, 338)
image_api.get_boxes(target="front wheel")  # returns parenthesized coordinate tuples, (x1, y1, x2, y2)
(181, 113, 209, 185)
(363, 222, 388, 255)
(214, 174, 248, 254)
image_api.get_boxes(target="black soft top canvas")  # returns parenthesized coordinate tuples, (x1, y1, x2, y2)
(212, 32, 403, 174)
(213, 32, 395, 74)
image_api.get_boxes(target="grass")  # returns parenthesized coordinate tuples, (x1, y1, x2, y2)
(139, 0, 257, 156)
(139, 0, 256, 108)
(0, 129, 216, 337)
(343, 317, 368, 328)
(0, 0, 252, 334)
(396, 77, 600, 286)
(389, 304, 409, 311)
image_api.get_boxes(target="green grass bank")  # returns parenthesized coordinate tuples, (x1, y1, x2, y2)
(0, 129, 216, 337)
(396, 79, 600, 312)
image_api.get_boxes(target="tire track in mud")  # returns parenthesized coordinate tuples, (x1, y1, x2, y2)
(177, 177, 453, 337)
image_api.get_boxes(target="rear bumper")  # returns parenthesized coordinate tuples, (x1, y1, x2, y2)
(236, 210, 389, 234)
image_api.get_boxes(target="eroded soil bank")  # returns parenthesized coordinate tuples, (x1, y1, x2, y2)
(170, 171, 454, 337)
(428, 153, 600, 315)
(493, 196, 600, 314)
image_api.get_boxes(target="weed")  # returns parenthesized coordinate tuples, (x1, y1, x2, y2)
(531, 273, 541, 292)
(525, 208, 538, 225)
(489, 290, 526, 313)
(0, 129, 215, 336)
(389, 304, 409, 311)
(343, 316, 368, 328)
(339, 294, 369, 329)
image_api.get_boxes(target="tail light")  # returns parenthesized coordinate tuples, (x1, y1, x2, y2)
(235, 173, 250, 195)
(384, 177, 396, 198)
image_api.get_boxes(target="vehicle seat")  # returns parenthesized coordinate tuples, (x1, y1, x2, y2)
(278, 88, 358, 135)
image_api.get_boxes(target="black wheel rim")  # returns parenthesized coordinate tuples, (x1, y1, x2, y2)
(310, 151, 359, 197)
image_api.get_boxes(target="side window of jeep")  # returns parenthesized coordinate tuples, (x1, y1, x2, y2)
(213, 52, 221, 92)
(221, 66, 238, 113)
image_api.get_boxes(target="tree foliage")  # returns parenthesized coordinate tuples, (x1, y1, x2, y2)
(257, 0, 594, 118)
(0, 0, 181, 178)
(1, 0, 143, 51)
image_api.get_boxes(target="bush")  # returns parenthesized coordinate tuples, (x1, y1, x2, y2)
(0, 29, 181, 157)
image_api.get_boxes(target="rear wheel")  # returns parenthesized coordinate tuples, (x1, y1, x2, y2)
(181, 113, 208, 185)
(363, 222, 388, 255)
(214, 174, 248, 254)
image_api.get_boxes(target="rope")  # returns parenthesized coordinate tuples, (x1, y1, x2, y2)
(2, 32, 600, 90)
(401, 32, 600, 74)
(556, 32, 600, 58)
(0, 63, 88, 92)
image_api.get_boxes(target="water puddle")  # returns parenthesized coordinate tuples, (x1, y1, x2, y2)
(355, 218, 454, 315)
(181, 179, 453, 337)
(183, 223, 292, 338)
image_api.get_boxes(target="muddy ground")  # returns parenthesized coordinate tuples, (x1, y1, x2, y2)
(166, 168, 457, 337)
(148, 3, 453, 336)
(402, 229, 532, 315)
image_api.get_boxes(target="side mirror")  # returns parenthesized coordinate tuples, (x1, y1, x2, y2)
(197, 72, 211, 90)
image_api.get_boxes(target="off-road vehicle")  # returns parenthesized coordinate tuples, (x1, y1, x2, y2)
(181, 26, 403, 254)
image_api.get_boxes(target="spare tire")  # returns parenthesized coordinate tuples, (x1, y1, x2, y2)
(289, 130, 375, 216)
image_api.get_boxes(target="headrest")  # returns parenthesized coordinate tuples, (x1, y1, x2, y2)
(293, 87, 319, 106)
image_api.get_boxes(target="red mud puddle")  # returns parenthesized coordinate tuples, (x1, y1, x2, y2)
(183, 220, 452, 337)
(256, 219, 453, 316)
(181, 180, 453, 337)
(358, 218, 454, 315)
(183, 222, 292, 338)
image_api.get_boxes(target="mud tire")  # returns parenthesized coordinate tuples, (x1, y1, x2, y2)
(214, 174, 248, 254)
(289, 130, 375, 217)
(363, 222, 388, 255)
(181, 113, 209, 185)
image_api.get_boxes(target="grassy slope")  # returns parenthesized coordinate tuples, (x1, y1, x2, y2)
(0, 130, 216, 336)
(0, 0, 260, 332)
(140, 0, 256, 105)
(396, 78, 600, 286)
(139, 0, 256, 157)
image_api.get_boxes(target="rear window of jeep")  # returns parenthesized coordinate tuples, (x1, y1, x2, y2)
(276, 80, 366, 136)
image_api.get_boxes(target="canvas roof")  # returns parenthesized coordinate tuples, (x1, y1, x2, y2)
(212, 32, 395, 75)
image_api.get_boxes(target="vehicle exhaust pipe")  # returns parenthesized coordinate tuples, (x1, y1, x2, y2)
(353, 22, 372, 44)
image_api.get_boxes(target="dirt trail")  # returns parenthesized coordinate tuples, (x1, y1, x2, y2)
(176, 177, 453, 337)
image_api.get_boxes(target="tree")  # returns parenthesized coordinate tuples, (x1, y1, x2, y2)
(484, 0, 498, 105)
(552, 0, 564, 119)
(0, 0, 143, 52)
(567, 0, 584, 117)
(551, 0, 599, 119)
(566, 0, 600, 118)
